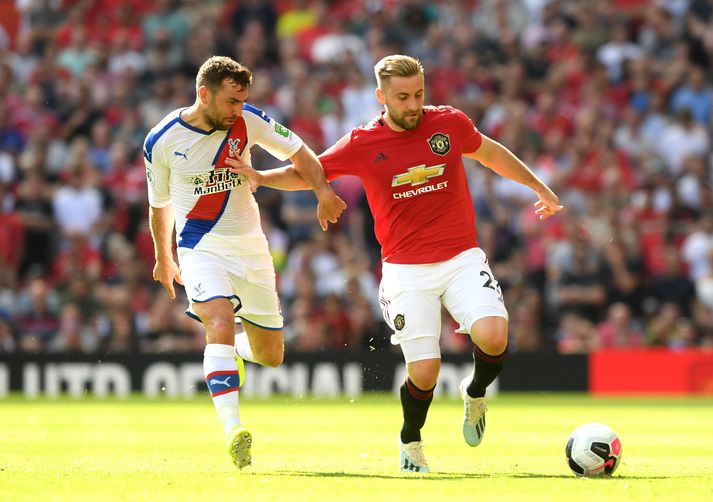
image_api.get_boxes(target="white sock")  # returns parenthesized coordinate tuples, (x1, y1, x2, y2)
(204, 343, 241, 435)
(234, 328, 258, 364)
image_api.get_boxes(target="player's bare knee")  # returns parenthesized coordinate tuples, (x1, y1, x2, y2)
(470, 316, 509, 355)
(204, 318, 236, 345)
(409, 372, 438, 391)
(407, 359, 440, 390)
(476, 330, 508, 355)
(253, 341, 284, 367)
(488, 332, 508, 355)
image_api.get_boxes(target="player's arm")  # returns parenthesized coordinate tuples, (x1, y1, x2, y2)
(225, 157, 310, 191)
(226, 131, 353, 192)
(145, 143, 182, 299)
(289, 143, 346, 230)
(245, 107, 346, 230)
(225, 154, 342, 231)
(148, 204, 183, 299)
(464, 134, 564, 220)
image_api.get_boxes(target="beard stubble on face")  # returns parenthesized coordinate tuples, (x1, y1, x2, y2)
(389, 108, 422, 131)
(204, 99, 234, 131)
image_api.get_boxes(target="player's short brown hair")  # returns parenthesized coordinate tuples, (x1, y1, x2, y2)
(196, 56, 253, 93)
(374, 54, 424, 88)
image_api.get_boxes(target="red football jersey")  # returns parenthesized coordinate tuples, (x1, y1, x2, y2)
(319, 105, 483, 264)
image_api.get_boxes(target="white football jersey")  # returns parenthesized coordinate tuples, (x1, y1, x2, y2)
(144, 104, 302, 255)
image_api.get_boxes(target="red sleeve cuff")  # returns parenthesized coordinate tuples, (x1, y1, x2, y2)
(463, 131, 482, 153)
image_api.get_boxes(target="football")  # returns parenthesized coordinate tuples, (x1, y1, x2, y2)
(565, 423, 622, 477)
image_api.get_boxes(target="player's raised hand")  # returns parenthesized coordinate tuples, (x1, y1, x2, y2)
(534, 187, 564, 221)
(225, 157, 262, 193)
(315, 188, 347, 231)
(153, 259, 183, 299)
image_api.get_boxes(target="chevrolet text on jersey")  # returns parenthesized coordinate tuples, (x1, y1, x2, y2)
(393, 181, 449, 199)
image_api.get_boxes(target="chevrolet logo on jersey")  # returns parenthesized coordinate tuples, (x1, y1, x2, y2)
(392, 164, 446, 187)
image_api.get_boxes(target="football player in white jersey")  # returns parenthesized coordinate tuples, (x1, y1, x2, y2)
(144, 56, 345, 468)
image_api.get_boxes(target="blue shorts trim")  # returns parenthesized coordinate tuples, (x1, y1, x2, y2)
(185, 294, 242, 322)
(192, 294, 242, 310)
(238, 316, 283, 331)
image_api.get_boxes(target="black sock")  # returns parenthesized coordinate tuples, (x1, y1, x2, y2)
(466, 345, 508, 398)
(399, 378, 435, 443)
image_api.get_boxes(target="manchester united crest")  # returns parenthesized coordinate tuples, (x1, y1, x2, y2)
(394, 314, 405, 331)
(427, 133, 451, 156)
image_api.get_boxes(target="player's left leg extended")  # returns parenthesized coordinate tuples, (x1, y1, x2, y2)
(460, 315, 508, 447)
(441, 248, 509, 447)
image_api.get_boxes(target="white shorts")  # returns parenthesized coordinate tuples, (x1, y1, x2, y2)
(178, 248, 283, 330)
(379, 248, 508, 363)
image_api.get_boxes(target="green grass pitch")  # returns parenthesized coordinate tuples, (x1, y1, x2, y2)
(1, 393, 711, 501)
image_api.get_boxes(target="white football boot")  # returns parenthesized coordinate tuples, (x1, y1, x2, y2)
(399, 440, 430, 473)
(459, 377, 488, 447)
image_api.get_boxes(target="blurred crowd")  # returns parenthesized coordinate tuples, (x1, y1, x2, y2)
(1, 0, 713, 356)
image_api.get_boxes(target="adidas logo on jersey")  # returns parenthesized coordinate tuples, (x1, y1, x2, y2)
(374, 152, 388, 162)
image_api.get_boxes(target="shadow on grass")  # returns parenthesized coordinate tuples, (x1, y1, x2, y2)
(510, 473, 670, 480)
(268, 470, 480, 480)
(267, 471, 673, 480)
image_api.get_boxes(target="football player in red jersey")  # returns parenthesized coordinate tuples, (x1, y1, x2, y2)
(226, 54, 563, 473)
